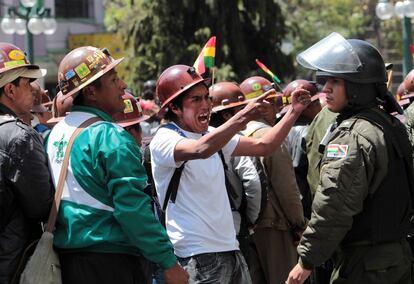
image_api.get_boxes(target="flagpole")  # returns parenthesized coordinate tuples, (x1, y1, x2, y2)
(212, 67, 216, 86)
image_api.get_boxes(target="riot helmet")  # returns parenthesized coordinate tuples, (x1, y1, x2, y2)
(297, 32, 401, 113)
(297, 32, 387, 84)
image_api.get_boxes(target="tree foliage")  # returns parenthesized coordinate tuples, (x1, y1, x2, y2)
(104, 0, 406, 94)
(279, 0, 371, 76)
(104, 0, 291, 95)
(279, 0, 405, 77)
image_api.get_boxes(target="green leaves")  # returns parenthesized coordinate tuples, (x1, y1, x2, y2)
(103, 0, 292, 96)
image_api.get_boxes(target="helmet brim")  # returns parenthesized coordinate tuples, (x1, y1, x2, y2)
(212, 100, 248, 113)
(116, 115, 150, 128)
(159, 77, 212, 110)
(398, 98, 411, 107)
(47, 116, 63, 125)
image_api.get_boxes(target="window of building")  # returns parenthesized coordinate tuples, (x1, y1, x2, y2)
(55, 0, 93, 18)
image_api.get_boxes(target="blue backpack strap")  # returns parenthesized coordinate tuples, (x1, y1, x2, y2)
(160, 123, 187, 215)
(161, 123, 188, 138)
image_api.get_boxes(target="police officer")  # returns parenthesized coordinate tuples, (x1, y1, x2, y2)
(287, 33, 414, 284)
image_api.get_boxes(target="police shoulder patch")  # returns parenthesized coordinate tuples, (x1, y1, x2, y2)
(326, 144, 348, 158)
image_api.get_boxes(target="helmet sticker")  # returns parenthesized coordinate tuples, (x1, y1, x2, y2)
(74, 63, 91, 79)
(263, 85, 272, 91)
(4, 60, 25, 68)
(123, 99, 134, 113)
(65, 69, 76, 80)
(87, 50, 107, 70)
(8, 49, 25, 60)
(252, 83, 261, 91)
(245, 90, 263, 100)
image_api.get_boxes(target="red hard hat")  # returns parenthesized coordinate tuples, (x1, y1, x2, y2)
(283, 79, 318, 101)
(47, 91, 74, 124)
(113, 91, 149, 127)
(210, 82, 247, 113)
(58, 46, 124, 98)
(397, 81, 414, 106)
(0, 43, 46, 88)
(402, 70, 414, 102)
(239, 76, 275, 100)
(403, 69, 414, 93)
(0, 42, 41, 74)
(156, 65, 211, 110)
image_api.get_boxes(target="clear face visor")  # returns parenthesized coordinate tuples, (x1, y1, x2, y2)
(296, 32, 362, 74)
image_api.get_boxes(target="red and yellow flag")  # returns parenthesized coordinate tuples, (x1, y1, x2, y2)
(193, 36, 216, 75)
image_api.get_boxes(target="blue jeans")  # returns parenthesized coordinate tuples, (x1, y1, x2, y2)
(177, 250, 252, 284)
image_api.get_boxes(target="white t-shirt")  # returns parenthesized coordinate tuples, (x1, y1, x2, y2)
(150, 123, 240, 258)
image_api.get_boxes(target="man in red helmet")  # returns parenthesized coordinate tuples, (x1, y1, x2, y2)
(113, 91, 149, 146)
(0, 42, 54, 283)
(150, 65, 310, 283)
(284, 79, 321, 220)
(209, 82, 263, 261)
(46, 47, 188, 284)
(239, 76, 306, 284)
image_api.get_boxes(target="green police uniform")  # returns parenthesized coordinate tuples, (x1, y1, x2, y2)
(306, 106, 338, 194)
(298, 109, 413, 284)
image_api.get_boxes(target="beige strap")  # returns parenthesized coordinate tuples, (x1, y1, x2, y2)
(46, 117, 102, 233)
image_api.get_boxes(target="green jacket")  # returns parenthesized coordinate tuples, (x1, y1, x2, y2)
(46, 106, 176, 269)
(298, 111, 388, 269)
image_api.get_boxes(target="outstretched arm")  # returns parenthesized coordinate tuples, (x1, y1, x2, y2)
(174, 90, 273, 162)
(233, 87, 311, 157)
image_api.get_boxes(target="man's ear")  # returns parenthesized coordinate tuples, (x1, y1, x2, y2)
(2, 82, 16, 100)
(169, 102, 181, 115)
(83, 85, 98, 102)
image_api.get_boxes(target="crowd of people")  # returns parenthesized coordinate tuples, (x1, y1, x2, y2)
(1, 31, 414, 284)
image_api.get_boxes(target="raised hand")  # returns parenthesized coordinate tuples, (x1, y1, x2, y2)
(290, 85, 311, 113)
(238, 89, 276, 122)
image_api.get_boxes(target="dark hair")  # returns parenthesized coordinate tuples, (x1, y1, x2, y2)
(164, 91, 185, 121)
(163, 82, 209, 121)
(72, 78, 103, 106)
(0, 77, 21, 97)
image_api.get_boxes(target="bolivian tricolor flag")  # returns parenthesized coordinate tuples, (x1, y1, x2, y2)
(193, 36, 216, 75)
